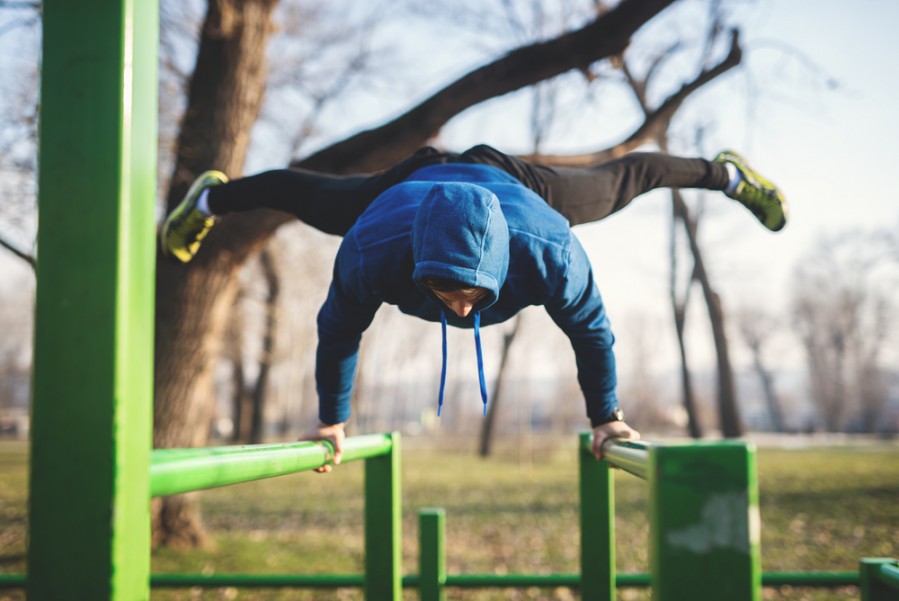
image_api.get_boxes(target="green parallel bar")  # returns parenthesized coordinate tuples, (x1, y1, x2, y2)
(599, 438, 651, 479)
(365, 432, 402, 600)
(579, 432, 615, 601)
(28, 1, 158, 600)
(878, 562, 899, 588)
(150, 434, 392, 497)
(420, 509, 447, 601)
(151, 574, 366, 588)
(860, 558, 899, 600)
(151, 442, 329, 497)
(649, 442, 761, 601)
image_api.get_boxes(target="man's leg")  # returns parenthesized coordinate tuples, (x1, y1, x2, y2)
(209, 146, 455, 235)
(161, 147, 453, 263)
(537, 153, 729, 226)
(462, 147, 727, 226)
(460, 145, 785, 230)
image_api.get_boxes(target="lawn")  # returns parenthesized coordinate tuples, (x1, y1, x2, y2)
(1, 436, 897, 600)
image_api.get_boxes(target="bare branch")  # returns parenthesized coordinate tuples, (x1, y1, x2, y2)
(295, 0, 677, 173)
(534, 28, 742, 166)
(0, 233, 35, 270)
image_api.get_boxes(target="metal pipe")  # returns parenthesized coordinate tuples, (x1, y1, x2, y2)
(151, 574, 365, 588)
(599, 439, 651, 479)
(762, 571, 859, 587)
(149, 434, 393, 497)
(878, 563, 899, 588)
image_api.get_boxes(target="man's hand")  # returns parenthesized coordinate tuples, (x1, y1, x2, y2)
(591, 421, 640, 461)
(299, 421, 346, 473)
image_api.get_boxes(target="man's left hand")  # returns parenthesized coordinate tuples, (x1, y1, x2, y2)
(591, 421, 640, 461)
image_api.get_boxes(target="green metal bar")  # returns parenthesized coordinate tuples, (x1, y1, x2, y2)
(860, 558, 899, 600)
(365, 432, 402, 600)
(150, 434, 392, 497)
(761, 571, 859, 586)
(420, 509, 446, 601)
(649, 442, 761, 601)
(599, 438, 651, 479)
(877, 562, 899, 588)
(445, 574, 582, 587)
(0, 570, 868, 591)
(29, 1, 158, 600)
(0, 575, 26, 589)
(579, 432, 615, 601)
(151, 442, 329, 497)
(151, 574, 366, 588)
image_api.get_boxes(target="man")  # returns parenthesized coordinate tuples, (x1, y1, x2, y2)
(161, 145, 787, 469)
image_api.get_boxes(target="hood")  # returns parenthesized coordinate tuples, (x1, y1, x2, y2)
(411, 182, 510, 309)
(410, 182, 508, 418)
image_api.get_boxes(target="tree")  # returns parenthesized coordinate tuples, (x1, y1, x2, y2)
(735, 308, 786, 432)
(792, 231, 897, 433)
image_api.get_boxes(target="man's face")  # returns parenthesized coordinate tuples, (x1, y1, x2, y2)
(429, 287, 489, 318)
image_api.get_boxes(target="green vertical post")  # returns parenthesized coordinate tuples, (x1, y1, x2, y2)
(859, 558, 899, 601)
(579, 433, 615, 601)
(420, 509, 447, 601)
(648, 442, 761, 601)
(365, 432, 402, 600)
(28, 1, 158, 600)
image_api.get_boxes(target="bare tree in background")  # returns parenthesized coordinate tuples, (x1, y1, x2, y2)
(792, 231, 897, 432)
(735, 308, 786, 432)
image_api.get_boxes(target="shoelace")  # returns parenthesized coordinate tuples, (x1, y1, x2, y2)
(438, 309, 489, 417)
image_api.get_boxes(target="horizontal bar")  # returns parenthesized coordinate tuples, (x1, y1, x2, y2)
(599, 439, 651, 479)
(0, 571, 865, 590)
(0, 575, 26, 588)
(151, 573, 365, 588)
(762, 571, 859, 587)
(878, 563, 899, 588)
(446, 574, 580, 587)
(150, 434, 393, 497)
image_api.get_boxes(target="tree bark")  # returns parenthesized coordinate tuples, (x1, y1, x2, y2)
(153, 0, 279, 548)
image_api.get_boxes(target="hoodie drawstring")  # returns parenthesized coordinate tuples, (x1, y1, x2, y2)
(473, 311, 489, 415)
(438, 310, 448, 416)
(436, 309, 490, 416)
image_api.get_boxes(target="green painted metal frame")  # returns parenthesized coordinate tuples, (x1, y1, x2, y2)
(860, 558, 899, 600)
(28, 0, 158, 599)
(579, 437, 762, 601)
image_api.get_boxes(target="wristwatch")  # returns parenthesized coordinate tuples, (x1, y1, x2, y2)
(590, 406, 624, 428)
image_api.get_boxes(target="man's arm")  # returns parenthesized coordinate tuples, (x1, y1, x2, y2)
(314, 246, 381, 428)
(544, 234, 641, 448)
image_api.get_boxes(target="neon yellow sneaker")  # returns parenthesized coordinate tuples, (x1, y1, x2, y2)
(714, 150, 788, 232)
(161, 170, 228, 263)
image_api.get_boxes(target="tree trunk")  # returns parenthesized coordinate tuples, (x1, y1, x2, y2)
(479, 316, 522, 457)
(153, 0, 279, 548)
(672, 188, 743, 437)
(250, 249, 280, 444)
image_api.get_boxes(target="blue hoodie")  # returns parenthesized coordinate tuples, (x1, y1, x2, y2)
(315, 163, 617, 425)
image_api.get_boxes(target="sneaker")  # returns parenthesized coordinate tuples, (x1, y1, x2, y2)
(714, 150, 788, 232)
(161, 170, 228, 263)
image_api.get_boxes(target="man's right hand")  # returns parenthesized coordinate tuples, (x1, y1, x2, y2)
(299, 421, 346, 473)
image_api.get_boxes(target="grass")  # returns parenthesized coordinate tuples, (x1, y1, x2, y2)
(1, 437, 897, 600)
